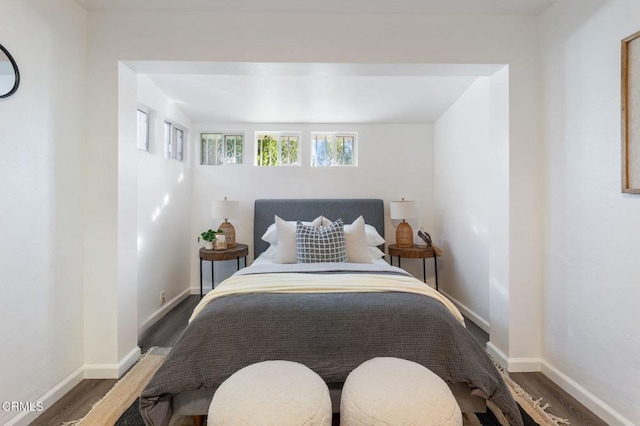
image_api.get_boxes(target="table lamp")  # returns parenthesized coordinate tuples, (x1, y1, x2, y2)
(211, 197, 239, 248)
(390, 198, 418, 248)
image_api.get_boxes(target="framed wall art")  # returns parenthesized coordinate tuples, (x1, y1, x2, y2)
(621, 30, 640, 193)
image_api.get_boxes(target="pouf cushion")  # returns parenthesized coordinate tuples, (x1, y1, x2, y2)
(209, 360, 332, 426)
(340, 357, 462, 426)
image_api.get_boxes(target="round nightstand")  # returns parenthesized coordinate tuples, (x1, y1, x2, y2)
(199, 243, 249, 298)
(388, 244, 442, 290)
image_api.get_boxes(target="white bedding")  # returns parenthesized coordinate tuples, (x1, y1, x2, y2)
(249, 253, 397, 271)
(191, 258, 465, 326)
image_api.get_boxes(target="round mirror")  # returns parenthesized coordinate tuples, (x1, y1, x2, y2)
(0, 43, 20, 99)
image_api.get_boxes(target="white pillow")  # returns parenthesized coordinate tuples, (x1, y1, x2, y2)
(368, 246, 385, 259)
(265, 242, 383, 262)
(274, 215, 324, 264)
(262, 245, 278, 259)
(262, 216, 325, 246)
(365, 224, 385, 246)
(344, 216, 373, 264)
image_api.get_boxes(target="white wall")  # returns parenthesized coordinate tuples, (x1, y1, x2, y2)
(0, 1, 87, 425)
(539, 1, 640, 424)
(434, 77, 492, 327)
(84, 9, 542, 377)
(191, 123, 434, 289)
(137, 75, 192, 332)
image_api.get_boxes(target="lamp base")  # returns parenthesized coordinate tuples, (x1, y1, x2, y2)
(218, 221, 236, 248)
(395, 222, 414, 248)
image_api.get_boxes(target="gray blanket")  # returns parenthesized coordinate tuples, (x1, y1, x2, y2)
(139, 284, 522, 425)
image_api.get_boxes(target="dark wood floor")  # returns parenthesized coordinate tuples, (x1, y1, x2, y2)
(464, 320, 608, 426)
(34, 295, 607, 425)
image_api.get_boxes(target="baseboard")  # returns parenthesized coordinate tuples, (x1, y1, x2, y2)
(485, 342, 542, 372)
(486, 350, 632, 424)
(139, 287, 191, 335)
(440, 289, 490, 333)
(486, 341, 508, 369)
(4, 365, 85, 426)
(190, 286, 201, 295)
(541, 360, 635, 426)
(84, 346, 141, 379)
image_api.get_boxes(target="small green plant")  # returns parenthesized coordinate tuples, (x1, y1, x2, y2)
(199, 229, 222, 242)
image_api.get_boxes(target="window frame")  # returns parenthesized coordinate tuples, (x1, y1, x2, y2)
(164, 120, 187, 162)
(254, 131, 302, 167)
(200, 132, 244, 166)
(310, 132, 358, 167)
(136, 105, 151, 152)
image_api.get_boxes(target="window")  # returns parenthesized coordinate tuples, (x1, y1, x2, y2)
(311, 132, 357, 167)
(164, 121, 172, 159)
(201, 133, 244, 165)
(136, 107, 150, 151)
(175, 127, 184, 161)
(164, 121, 187, 161)
(255, 132, 300, 166)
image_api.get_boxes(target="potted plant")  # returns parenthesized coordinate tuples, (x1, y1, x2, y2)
(199, 229, 220, 250)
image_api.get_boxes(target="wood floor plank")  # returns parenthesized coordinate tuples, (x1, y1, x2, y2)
(139, 295, 200, 353)
(511, 372, 609, 426)
(31, 379, 117, 426)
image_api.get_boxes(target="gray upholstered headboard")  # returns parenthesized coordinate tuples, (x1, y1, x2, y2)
(254, 199, 385, 258)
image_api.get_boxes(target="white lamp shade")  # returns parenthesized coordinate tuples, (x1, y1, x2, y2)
(212, 199, 239, 221)
(390, 200, 418, 220)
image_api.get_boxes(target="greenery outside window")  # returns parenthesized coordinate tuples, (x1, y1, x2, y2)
(311, 132, 357, 167)
(255, 132, 300, 166)
(201, 133, 244, 165)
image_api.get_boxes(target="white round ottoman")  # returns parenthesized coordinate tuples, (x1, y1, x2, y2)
(208, 360, 332, 426)
(340, 357, 462, 426)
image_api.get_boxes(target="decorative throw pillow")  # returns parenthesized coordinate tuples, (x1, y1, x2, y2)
(344, 216, 373, 263)
(274, 216, 308, 263)
(262, 215, 325, 246)
(296, 219, 347, 263)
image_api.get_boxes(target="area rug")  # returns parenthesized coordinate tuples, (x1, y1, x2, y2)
(63, 347, 170, 426)
(74, 347, 569, 426)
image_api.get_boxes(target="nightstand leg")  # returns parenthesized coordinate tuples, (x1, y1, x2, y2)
(398, 257, 401, 269)
(199, 258, 203, 299)
(211, 261, 215, 290)
(434, 256, 438, 291)
(237, 257, 240, 270)
(423, 258, 426, 284)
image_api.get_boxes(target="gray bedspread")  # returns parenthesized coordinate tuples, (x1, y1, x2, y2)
(140, 270, 522, 426)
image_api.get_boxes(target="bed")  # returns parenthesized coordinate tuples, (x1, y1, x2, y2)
(139, 198, 522, 425)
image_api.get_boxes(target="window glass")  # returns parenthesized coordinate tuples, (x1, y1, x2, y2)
(255, 132, 300, 166)
(136, 108, 150, 151)
(311, 132, 357, 167)
(175, 128, 184, 161)
(164, 121, 173, 159)
(201, 133, 243, 165)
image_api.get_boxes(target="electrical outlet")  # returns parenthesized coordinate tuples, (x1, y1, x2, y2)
(160, 291, 166, 305)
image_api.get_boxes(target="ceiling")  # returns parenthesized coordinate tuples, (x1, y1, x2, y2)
(149, 74, 479, 123)
(78, 1, 552, 123)
(132, 63, 503, 124)
(76, 0, 556, 16)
